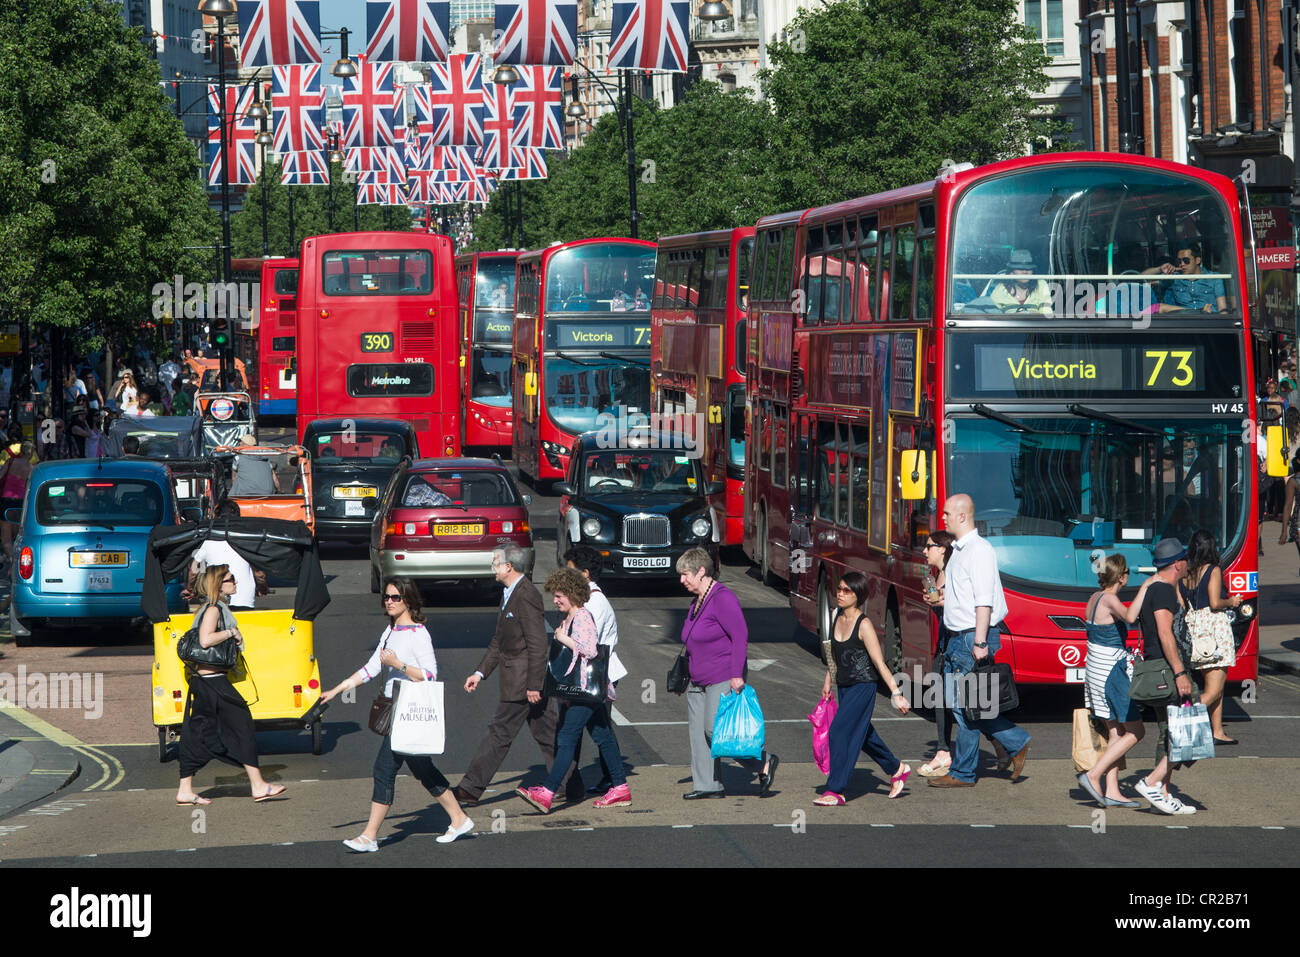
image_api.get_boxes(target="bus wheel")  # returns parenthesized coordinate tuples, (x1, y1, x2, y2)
(758, 508, 773, 586)
(817, 573, 834, 651)
(882, 605, 903, 677)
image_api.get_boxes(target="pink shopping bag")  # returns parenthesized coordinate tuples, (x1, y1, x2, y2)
(808, 695, 838, 775)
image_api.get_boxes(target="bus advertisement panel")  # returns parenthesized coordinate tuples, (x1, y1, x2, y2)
(512, 239, 656, 483)
(455, 251, 519, 450)
(258, 257, 299, 416)
(745, 153, 1259, 686)
(650, 228, 754, 545)
(296, 232, 461, 457)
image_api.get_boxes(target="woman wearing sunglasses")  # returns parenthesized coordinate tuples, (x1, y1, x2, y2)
(175, 565, 287, 806)
(321, 577, 473, 850)
(814, 570, 911, 805)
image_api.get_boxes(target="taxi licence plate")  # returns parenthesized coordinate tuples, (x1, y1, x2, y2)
(334, 485, 378, 499)
(433, 524, 484, 536)
(624, 556, 671, 569)
(70, 551, 128, 567)
(1065, 667, 1085, 684)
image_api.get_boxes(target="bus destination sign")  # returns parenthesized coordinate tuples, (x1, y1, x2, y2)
(546, 320, 650, 350)
(949, 332, 1241, 401)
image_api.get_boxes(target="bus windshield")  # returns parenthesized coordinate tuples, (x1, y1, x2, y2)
(469, 347, 511, 407)
(545, 244, 655, 314)
(544, 358, 650, 434)
(474, 258, 516, 311)
(950, 165, 1239, 318)
(946, 416, 1246, 587)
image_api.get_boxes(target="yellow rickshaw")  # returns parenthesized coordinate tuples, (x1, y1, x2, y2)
(144, 517, 330, 762)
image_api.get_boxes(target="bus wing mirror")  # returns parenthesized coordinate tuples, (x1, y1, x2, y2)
(288, 357, 297, 374)
(900, 450, 928, 500)
(1267, 426, 1288, 477)
(524, 371, 538, 397)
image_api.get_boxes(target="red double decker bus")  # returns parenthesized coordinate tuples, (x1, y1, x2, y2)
(512, 238, 656, 484)
(455, 251, 519, 451)
(296, 232, 461, 457)
(745, 152, 1259, 685)
(650, 228, 754, 545)
(258, 256, 299, 416)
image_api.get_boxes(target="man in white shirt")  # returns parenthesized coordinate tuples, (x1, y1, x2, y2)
(564, 545, 628, 793)
(188, 513, 256, 610)
(928, 493, 1031, 789)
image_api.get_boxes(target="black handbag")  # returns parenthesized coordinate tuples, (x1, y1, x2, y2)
(667, 649, 690, 694)
(176, 604, 241, 671)
(543, 640, 609, 706)
(960, 655, 1019, 722)
(368, 628, 395, 736)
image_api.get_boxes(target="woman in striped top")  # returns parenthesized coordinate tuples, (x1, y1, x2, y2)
(1078, 554, 1151, 808)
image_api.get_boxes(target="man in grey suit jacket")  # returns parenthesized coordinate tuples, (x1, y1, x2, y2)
(454, 545, 576, 805)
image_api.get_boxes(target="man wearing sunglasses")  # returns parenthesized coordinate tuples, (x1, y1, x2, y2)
(1149, 242, 1228, 313)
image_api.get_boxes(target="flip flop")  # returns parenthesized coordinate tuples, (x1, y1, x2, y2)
(176, 796, 212, 806)
(889, 763, 912, 799)
(253, 784, 287, 802)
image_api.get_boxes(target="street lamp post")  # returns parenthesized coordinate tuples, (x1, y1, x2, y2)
(199, 0, 237, 385)
(252, 87, 273, 258)
(565, 66, 642, 238)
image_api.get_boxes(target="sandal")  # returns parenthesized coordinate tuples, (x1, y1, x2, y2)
(917, 756, 951, 777)
(813, 791, 845, 806)
(253, 784, 287, 802)
(176, 796, 212, 806)
(889, 763, 911, 799)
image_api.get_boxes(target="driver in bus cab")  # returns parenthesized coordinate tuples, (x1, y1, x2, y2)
(1144, 241, 1228, 313)
(989, 249, 1052, 314)
(490, 281, 510, 307)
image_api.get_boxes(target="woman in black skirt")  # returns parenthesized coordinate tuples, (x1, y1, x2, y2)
(175, 564, 287, 805)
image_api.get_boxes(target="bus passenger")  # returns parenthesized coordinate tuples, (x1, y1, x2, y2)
(1149, 242, 1228, 313)
(988, 249, 1052, 314)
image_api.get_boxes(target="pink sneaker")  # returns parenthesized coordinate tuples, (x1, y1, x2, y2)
(516, 785, 554, 813)
(593, 784, 631, 808)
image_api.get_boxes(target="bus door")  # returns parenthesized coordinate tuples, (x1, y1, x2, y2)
(789, 413, 817, 610)
(891, 419, 938, 673)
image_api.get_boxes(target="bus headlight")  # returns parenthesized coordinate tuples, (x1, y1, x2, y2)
(581, 516, 602, 538)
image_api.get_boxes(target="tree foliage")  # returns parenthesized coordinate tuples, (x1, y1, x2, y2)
(763, 0, 1058, 206)
(0, 0, 218, 350)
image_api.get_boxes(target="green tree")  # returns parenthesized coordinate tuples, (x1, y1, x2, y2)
(0, 0, 218, 352)
(762, 0, 1061, 207)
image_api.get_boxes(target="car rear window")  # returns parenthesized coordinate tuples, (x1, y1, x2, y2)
(399, 470, 518, 508)
(35, 479, 165, 526)
(312, 430, 407, 464)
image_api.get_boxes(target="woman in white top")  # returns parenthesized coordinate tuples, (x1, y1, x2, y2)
(321, 576, 473, 849)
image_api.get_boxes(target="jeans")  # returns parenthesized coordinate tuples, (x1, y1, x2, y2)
(372, 733, 450, 806)
(542, 702, 625, 793)
(945, 628, 1030, 783)
(825, 682, 901, 794)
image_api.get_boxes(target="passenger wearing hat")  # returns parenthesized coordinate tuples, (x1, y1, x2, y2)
(989, 249, 1052, 314)
(1132, 538, 1198, 815)
(228, 433, 280, 497)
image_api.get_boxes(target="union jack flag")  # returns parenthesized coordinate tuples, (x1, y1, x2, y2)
(405, 168, 445, 203)
(342, 57, 399, 148)
(608, 0, 690, 72)
(365, 0, 450, 63)
(403, 128, 428, 171)
(508, 66, 563, 151)
(478, 82, 514, 170)
(426, 145, 470, 181)
(271, 65, 324, 153)
(452, 177, 489, 204)
(356, 183, 405, 205)
(498, 148, 549, 180)
(207, 85, 258, 186)
(418, 54, 484, 146)
(346, 147, 405, 184)
(237, 0, 323, 68)
(493, 0, 577, 66)
(280, 150, 329, 185)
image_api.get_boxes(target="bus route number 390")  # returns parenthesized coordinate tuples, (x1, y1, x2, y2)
(361, 332, 394, 353)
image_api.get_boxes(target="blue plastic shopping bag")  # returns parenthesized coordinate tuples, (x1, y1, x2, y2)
(711, 685, 765, 760)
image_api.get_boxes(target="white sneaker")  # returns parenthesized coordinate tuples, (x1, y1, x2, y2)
(1165, 797, 1197, 815)
(343, 835, 380, 852)
(436, 818, 474, 844)
(1134, 778, 1163, 806)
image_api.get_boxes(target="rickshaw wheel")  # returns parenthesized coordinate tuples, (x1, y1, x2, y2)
(311, 719, 323, 755)
(158, 727, 171, 763)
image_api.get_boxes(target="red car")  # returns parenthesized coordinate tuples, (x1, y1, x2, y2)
(368, 457, 534, 591)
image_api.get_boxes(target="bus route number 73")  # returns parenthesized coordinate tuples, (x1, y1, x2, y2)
(1143, 349, 1196, 389)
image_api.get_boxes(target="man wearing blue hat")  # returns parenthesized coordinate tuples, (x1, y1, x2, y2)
(1133, 538, 1198, 814)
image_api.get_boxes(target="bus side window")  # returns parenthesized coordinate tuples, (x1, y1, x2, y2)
(778, 227, 797, 310)
(892, 225, 915, 321)
(816, 419, 836, 520)
(836, 422, 850, 527)
(877, 229, 893, 320)
(850, 423, 869, 531)
(758, 400, 772, 472)
(773, 404, 788, 491)
(759, 231, 782, 303)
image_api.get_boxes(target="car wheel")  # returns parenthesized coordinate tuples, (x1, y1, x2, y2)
(370, 562, 380, 594)
(10, 604, 34, 647)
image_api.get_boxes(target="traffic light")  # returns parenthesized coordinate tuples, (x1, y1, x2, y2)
(212, 316, 230, 350)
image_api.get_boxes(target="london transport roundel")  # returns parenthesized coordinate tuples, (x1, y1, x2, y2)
(210, 398, 235, 421)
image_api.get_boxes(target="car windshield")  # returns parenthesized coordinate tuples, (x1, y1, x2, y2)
(312, 430, 407, 464)
(950, 164, 1239, 318)
(947, 416, 1246, 588)
(36, 479, 165, 526)
(544, 358, 650, 435)
(400, 470, 517, 508)
(581, 449, 702, 495)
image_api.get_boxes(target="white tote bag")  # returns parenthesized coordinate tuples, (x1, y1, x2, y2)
(389, 680, 446, 756)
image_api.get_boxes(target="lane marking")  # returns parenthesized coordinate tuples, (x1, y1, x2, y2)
(870, 823, 894, 828)
(1261, 826, 1286, 830)
(970, 824, 995, 828)
(1164, 825, 1190, 830)
(671, 824, 693, 829)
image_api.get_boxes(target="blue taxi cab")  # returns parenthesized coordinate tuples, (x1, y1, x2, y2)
(8, 459, 189, 643)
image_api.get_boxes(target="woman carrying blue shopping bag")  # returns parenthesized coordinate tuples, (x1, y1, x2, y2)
(675, 547, 778, 800)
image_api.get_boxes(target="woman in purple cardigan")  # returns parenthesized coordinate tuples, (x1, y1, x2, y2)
(676, 547, 778, 799)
